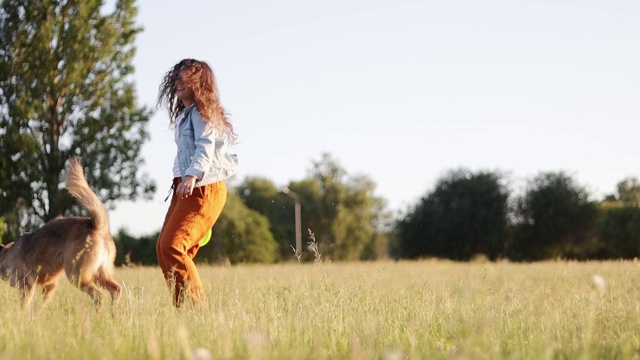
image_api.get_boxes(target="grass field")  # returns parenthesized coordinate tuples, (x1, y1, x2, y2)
(0, 258, 639, 359)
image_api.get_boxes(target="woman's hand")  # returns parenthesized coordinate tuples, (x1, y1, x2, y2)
(177, 176, 197, 199)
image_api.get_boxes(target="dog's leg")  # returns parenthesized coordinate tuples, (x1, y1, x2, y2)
(66, 246, 105, 311)
(67, 268, 104, 310)
(18, 280, 36, 310)
(95, 274, 122, 304)
(78, 278, 104, 311)
(40, 270, 63, 308)
(41, 281, 59, 307)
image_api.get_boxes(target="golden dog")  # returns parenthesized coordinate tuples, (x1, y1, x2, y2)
(0, 157, 121, 309)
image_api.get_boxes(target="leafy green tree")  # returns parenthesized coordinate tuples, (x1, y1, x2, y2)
(0, 0, 154, 239)
(289, 154, 390, 261)
(395, 169, 509, 260)
(595, 206, 640, 259)
(237, 154, 390, 262)
(112, 190, 282, 266)
(199, 192, 279, 264)
(510, 172, 598, 260)
(237, 176, 294, 259)
(114, 229, 159, 266)
(617, 177, 640, 207)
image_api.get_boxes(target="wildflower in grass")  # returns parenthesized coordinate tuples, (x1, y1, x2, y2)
(193, 347, 212, 360)
(592, 274, 606, 293)
(382, 349, 404, 360)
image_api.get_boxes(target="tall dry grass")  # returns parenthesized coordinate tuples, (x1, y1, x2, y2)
(0, 258, 639, 359)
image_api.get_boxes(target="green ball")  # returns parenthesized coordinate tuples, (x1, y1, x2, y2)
(199, 229, 212, 247)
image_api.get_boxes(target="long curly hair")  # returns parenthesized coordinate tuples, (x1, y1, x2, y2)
(157, 59, 237, 143)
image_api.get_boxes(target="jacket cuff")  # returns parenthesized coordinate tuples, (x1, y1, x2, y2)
(185, 168, 204, 180)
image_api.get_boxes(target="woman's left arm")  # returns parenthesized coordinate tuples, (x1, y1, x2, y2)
(185, 110, 217, 181)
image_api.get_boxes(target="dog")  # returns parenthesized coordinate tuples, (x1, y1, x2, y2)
(0, 157, 121, 309)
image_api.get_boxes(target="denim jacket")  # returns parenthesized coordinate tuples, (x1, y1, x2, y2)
(176, 105, 238, 187)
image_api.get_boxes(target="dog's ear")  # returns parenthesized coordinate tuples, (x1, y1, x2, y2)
(0, 244, 4, 251)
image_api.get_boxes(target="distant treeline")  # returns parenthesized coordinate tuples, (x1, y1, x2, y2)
(112, 154, 640, 265)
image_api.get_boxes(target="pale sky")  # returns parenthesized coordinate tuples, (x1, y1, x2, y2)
(109, 0, 640, 236)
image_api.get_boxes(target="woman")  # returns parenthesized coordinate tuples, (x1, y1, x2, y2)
(156, 59, 238, 307)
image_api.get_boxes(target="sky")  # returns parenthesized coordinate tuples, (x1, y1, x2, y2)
(109, 0, 640, 236)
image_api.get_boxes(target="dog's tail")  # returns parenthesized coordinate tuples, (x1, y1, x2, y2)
(65, 157, 110, 235)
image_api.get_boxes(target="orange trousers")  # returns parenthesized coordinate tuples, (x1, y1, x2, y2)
(156, 178, 227, 307)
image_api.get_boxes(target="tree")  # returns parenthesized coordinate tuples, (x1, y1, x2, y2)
(0, 0, 154, 238)
(238, 154, 390, 261)
(111, 190, 281, 266)
(237, 176, 294, 259)
(596, 206, 640, 259)
(617, 177, 640, 207)
(395, 169, 509, 260)
(510, 172, 598, 260)
(199, 192, 279, 264)
(290, 153, 390, 261)
(113, 229, 159, 266)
